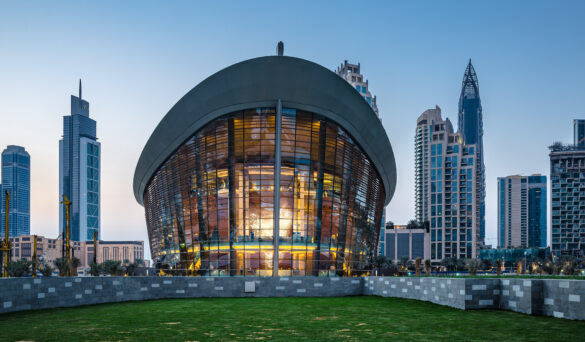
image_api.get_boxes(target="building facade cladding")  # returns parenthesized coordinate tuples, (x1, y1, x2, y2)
(335, 60, 379, 117)
(574, 120, 585, 147)
(0, 146, 30, 237)
(134, 55, 396, 277)
(59, 84, 100, 242)
(415, 106, 481, 261)
(457, 61, 485, 244)
(7, 235, 145, 269)
(383, 225, 430, 261)
(550, 143, 585, 257)
(497, 175, 547, 249)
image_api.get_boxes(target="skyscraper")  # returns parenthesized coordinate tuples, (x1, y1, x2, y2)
(0, 145, 30, 237)
(497, 175, 547, 248)
(59, 80, 100, 241)
(550, 122, 585, 257)
(458, 60, 485, 245)
(415, 106, 481, 261)
(336, 60, 379, 116)
(573, 119, 585, 147)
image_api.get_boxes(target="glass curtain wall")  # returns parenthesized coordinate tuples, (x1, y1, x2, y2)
(143, 108, 385, 276)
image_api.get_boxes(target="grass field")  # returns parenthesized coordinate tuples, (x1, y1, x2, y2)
(1, 297, 584, 341)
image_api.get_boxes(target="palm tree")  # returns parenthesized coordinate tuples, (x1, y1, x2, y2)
(40, 264, 54, 277)
(101, 260, 123, 276)
(424, 259, 432, 276)
(414, 257, 422, 276)
(406, 220, 419, 229)
(496, 259, 502, 276)
(465, 259, 481, 276)
(54, 258, 68, 276)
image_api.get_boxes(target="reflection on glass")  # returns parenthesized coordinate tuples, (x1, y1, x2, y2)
(144, 108, 385, 276)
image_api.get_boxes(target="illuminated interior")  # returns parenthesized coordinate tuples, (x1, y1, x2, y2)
(143, 108, 385, 276)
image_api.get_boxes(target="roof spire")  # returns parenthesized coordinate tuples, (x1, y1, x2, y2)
(79, 79, 82, 100)
(276, 41, 284, 56)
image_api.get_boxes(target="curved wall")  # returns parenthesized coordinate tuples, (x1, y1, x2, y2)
(134, 56, 396, 207)
(144, 108, 385, 276)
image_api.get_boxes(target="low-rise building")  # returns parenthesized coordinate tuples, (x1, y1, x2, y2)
(383, 225, 431, 261)
(7, 235, 147, 270)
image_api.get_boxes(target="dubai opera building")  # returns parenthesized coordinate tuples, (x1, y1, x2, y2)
(133, 45, 396, 276)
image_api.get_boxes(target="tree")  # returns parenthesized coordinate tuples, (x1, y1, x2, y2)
(424, 259, 432, 276)
(69, 257, 81, 276)
(398, 257, 412, 272)
(54, 258, 68, 276)
(496, 259, 503, 276)
(561, 258, 578, 275)
(414, 257, 422, 276)
(465, 259, 481, 276)
(373, 255, 388, 271)
(385, 221, 395, 230)
(406, 220, 420, 229)
(379, 258, 399, 276)
(6, 260, 32, 277)
(125, 259, 145, 276)
(39, 264, 54, 277)
(100, 260, 123, 276)
(441, 257, 457, 272)
(89, 262, 100, 276)
(480, 259, 493, 271)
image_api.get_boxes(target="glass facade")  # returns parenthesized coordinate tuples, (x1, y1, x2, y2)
(59, 87, 100, 241)
(0, 146, 30, 237)
(143, 108, 385, 276)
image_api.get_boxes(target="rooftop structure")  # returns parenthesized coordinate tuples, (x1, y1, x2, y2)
(336, 60, 379, 117)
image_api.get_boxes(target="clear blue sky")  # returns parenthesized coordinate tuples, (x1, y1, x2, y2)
(1, 1, 584, 259)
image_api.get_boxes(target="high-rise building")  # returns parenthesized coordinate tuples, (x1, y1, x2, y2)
(497, 175, 547, 248)
(0, 145, 30, 237)
(415, 106, 481, 261)
(336, 60, 379, 116)
(458, 60, 485, 245)
(550, 122, 585, 257)
(59, 81, 100, 241)
(573, 119, 585, 147)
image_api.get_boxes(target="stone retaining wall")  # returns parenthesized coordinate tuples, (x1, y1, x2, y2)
(365, 276, 585, 320)
(0, 276, 362, 315)
(1, 276, 584, 320)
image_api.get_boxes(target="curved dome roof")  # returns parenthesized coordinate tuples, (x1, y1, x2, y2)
(133, 55, 397, 206)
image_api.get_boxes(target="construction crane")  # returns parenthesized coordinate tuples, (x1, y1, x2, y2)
(60, 195, 72, 277)
(0, 191, 10, 277)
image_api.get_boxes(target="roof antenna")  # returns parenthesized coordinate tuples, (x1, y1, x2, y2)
(276, 41, 284, 56)
(79, 79, 82, 100)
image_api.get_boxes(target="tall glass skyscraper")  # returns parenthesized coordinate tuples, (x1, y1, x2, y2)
(457, 60, 485, 245)
(59, 81, 100, 241)
(497, 175, 547, 248)
(0, 145, 30, 237)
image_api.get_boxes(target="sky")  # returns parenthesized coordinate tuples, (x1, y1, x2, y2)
(1, 1, 584, 260)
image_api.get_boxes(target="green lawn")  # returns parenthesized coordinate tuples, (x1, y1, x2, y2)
(1, 297, 584, 341)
